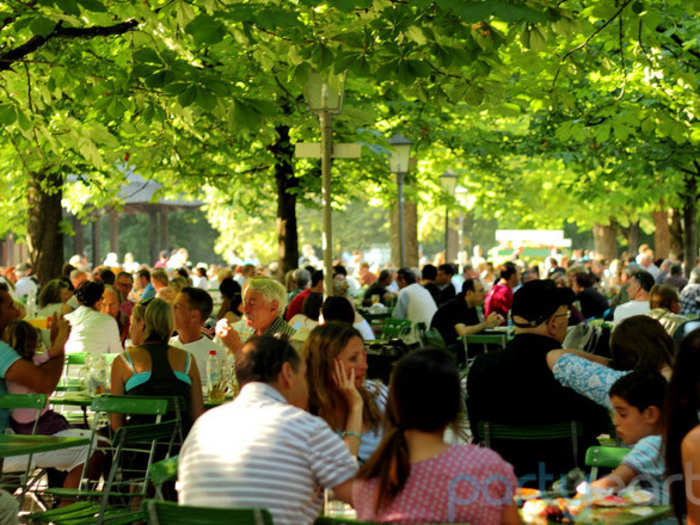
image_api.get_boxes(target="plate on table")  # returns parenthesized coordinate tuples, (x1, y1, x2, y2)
(592, 489, 654, 507)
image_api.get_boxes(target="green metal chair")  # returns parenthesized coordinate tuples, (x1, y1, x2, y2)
(31, 396, 176, 525)
(380, 318, 412, 339)
(461, 333, 507, 358)
(149, 455, 178, 499)
(585, 445, 629, 480)
(0, 394, 46, 498)
(142, 499, 275, 525)
(476, 421, 583, 467)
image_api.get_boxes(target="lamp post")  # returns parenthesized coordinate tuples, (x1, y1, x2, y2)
(304, 71, 346, 297)
(389, 133, 413, 268)
(439, 169, 457, 263)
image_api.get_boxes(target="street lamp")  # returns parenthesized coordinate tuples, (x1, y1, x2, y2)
(440, 169, 458, 263)
(389, 133, 413, 268)
(304, 70, 346, 297)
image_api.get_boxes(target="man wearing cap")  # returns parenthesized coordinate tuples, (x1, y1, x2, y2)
(466, 279, 610, 485)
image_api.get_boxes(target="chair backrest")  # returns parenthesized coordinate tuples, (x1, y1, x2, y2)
(91, 395, 168, 416)
(66, 352, 88, 366)
(0, 394, 46, 410)
(143, 500, 274, 525)
(477, 421, 583, 466)
(380, 318, 412, 338)
(584, 445, 629, 480)
(149, 455, 178, 487)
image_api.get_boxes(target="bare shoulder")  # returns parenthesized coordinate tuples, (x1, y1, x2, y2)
(682, 425, 700, 452)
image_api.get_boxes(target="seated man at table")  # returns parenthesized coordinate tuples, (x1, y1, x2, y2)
(613, 270, 653, 326)
(170, 287, 225, 386)
(420, 264, 440, 305)
(435, 263, 457, 306)
(363, 269, 394, 306)
(430, 278, 503, 347)
(467, 280, 610, 485)
(285, 270, 323, 321)
(217, 278, 296, 357)
(647, 284, 687, 337)
(178, 336, 356, 525)
(392, 268, 437, 328)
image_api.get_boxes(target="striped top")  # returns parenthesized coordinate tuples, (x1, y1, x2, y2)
(177, 382, 358, 525)
(621, 435, 667, 504)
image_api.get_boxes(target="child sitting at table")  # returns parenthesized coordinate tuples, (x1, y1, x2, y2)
(3, 320, 71, 435)
(591, 370, 667, 503)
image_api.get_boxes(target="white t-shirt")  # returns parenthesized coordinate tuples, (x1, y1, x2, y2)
(64, 305, 122, 355)
(169, 335, 225, 386)
(15, 277, 37, 300)
(613, 300, 651, 326)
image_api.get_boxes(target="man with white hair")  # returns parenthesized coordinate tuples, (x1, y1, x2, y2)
(217, 278, 296, 356)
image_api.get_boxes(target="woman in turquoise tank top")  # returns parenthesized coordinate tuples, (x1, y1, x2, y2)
(110, 298, 204, 434)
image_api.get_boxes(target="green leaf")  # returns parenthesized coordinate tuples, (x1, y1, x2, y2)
(56, 0, 80, 15)
(185, 13, 226, 45)
(406, 26, 427, 45)
(133, 47, 162, 65)
(29, 17, 57, 38)
(15, 109, 31, 131)
(178, 85, 197, 107)
(0, 105, 16, 126)
(77, 0, 107, 12)
(195, 86, 217, 111)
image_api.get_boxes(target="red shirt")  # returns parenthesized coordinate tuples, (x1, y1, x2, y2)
(484, 283, 513, 321)
(285, 288, 310, 321)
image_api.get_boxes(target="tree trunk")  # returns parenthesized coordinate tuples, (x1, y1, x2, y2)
(390, 202, 399, 268)
(73, 215, 85, 257)
(625, 220, 641, 256)
(669, 207, 683, 260)
(651, 205, 670, 259)
(26, 170, 64, 286)
(109, 209, 119, 255)
(91, 216, 101, 269)
(682, 171, 699, 277)
(593, 222, 617, 261)
(405, 199, 418, 268)
(270, 124, 299, 276)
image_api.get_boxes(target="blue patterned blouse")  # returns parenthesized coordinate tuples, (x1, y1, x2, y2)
(552, 354, 629, 410)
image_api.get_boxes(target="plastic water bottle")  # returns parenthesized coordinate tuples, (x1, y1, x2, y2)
(26, 290, 37, 318)
(206, 350, 222, 396)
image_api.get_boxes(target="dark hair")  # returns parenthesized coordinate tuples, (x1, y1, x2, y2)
(574, 272, 594, 289)
(235, 336, 300, 386)
(378, 269, 393, 283)
(631, 270, 655, 292)
(333, 264, 347, 277)
(302, 292, 323, 321)
(498, 262, 518, 281)
(219, 277, 242, 315)
(322, 296, 354, 324)
(61, 263, 76, 278)
(357, 349, 461, 512)
(397, 268, 416, 285)
(311, 270, 324, 287)
(438, 263, 455, 276)
(0, 282, 8, 293)
(137, 268, 151, 281)
(38, 278, 71, 307)
(180, 287, 213, 321)
(98, 268, 115, 285)
(461, 278, 476, 295)
(196, 267, 207, 277)
(3, 321, 39, 360)
(670, 264, 683, 276)
(649, 284, 680, 311)
(421, 264, 437, 281)
(609, 370, 667, 412)
(609, 316, 673, 372)
(75, 280, 105, 308)
(664, 329, 700, 522)
(176, 268, 189, 280)
(116, 271, 133, 282)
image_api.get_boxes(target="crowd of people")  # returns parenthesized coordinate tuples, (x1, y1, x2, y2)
(0, 242, 697, 524)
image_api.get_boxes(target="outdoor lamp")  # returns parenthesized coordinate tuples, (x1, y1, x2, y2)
(388, 133, 413, 175)
(304, 71, 346, 114)
(440, 169, 458, 196)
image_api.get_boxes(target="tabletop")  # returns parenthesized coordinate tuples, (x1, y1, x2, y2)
(0, 434, 90, 458)
(521, 504, 671, 525)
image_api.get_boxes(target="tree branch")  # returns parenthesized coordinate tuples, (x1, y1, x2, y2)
(0, 19, 138, 72)
(657, 26, 700, 61)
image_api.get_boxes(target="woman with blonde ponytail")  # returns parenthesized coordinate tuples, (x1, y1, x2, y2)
(354, 349, 520, 524)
